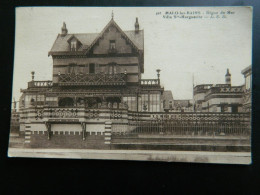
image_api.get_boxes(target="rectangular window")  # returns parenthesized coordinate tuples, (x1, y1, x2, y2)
(149, 94, 160, 112)
(110, 40, 116, 49)
(221, 104, 228, 113)
(46, 97, 58, 106)
(123, 96, 137, 111)
(36, 95, 44, 101)
(231, 105, 238, 113)
(25, 95, 37, 108)
(246, 75, 251, 90)
(131, 97, 136, 111)
(109, 40, 116, 49)
(140, 94, 149, 112)
(71, 41, 77, 51)
(89, 63, 95, 74)
(68, 63, 78, 74)
(46, 97, 58, 101)
(108, 64, 117, 74)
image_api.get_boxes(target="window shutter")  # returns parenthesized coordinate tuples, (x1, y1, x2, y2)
(95, 63, 100, 73)
(85, 64, 89, 74)
(116, 64, 120, 74)
(105, 64, 109, 74)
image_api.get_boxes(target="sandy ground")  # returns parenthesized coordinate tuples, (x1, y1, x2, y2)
(8, 148, 251, 165)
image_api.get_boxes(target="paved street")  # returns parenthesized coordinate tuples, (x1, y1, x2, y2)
(8, 148, 251, 164)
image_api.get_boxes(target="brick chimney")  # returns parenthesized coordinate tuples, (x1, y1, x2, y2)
(61, 22, 68, 37)
(135, 17, 139, 33)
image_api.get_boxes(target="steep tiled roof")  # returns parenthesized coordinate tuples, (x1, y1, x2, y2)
(49, 33, 99, 53)
(49, 30, 144, 54)
(124, 30, 144, 50)
(162, 90, 174, 101)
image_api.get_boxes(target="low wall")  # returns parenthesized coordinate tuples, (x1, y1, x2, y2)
(29, 132, 108, 149)
(110, 136, 250, 152)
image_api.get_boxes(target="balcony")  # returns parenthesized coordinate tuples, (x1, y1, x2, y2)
(28, 81, 53, 88)
(107, 48, 117, 54)
(58, 73, 127, 86)
(141, 79, 160, 86)
(205, 86, 244, 96)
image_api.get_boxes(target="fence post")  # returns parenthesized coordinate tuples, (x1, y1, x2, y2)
(104, 121, 112, 144)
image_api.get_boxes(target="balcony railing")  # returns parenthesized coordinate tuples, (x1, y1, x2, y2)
(28, 81, 53, 88)
(58, 73, 127, 86)
(206, 86, 243, 96)
(141, 79, 160, 86)
(107, 48, 117, 54)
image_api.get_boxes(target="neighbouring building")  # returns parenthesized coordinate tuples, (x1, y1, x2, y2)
(162, 90, 174, 112)
(241, 65, 252, 112)
(10, 100, 20, 136)
(193, 69, 246, 113)
(170, 99, 193, 112)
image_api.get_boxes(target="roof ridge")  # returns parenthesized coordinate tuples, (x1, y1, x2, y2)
(61, 30, 143, 35)
(124, 29, 144, 32)
(49, 20, 144, 55)
(66, 32, 99, 35)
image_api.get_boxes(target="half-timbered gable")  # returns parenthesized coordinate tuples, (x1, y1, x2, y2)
(49, 18, 144, 84)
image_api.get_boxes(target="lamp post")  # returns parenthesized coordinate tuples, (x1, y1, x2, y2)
(156, 69, 161, 84)
(31, 71, 35, 81)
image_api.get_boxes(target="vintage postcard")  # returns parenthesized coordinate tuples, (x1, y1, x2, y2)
(8, 7, 252, 164)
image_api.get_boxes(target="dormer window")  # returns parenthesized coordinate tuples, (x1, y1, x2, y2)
(71, 40, 77, 51)
(110, 40, 116, 49)
(108, 40, 117, 54)
(67, 36, 82, 52)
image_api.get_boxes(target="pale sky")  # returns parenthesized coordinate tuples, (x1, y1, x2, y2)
(12, 7, 252, 101)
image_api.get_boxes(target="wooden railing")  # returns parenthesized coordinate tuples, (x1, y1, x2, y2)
(28, 81, 53, 88)
(112, 112, 251, 137)
(30, 107, 128, 121)
(58, 73, 127, 86)
(140, 79, 159, 86)
(19, 106, 251, 139)
(206, 86, 243, 96)
(107, 48, 117, 54)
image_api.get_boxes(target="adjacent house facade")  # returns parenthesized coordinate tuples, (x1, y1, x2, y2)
(193, 69, 245, 113)
(241, 65, 252, 112)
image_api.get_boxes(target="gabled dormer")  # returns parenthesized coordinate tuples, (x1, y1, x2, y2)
(67, 35, 82, 51)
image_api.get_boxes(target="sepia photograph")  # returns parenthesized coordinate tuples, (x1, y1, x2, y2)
(8, 6, 252, 164)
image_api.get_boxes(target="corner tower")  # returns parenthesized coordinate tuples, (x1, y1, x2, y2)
(225, 68, 231, 85)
